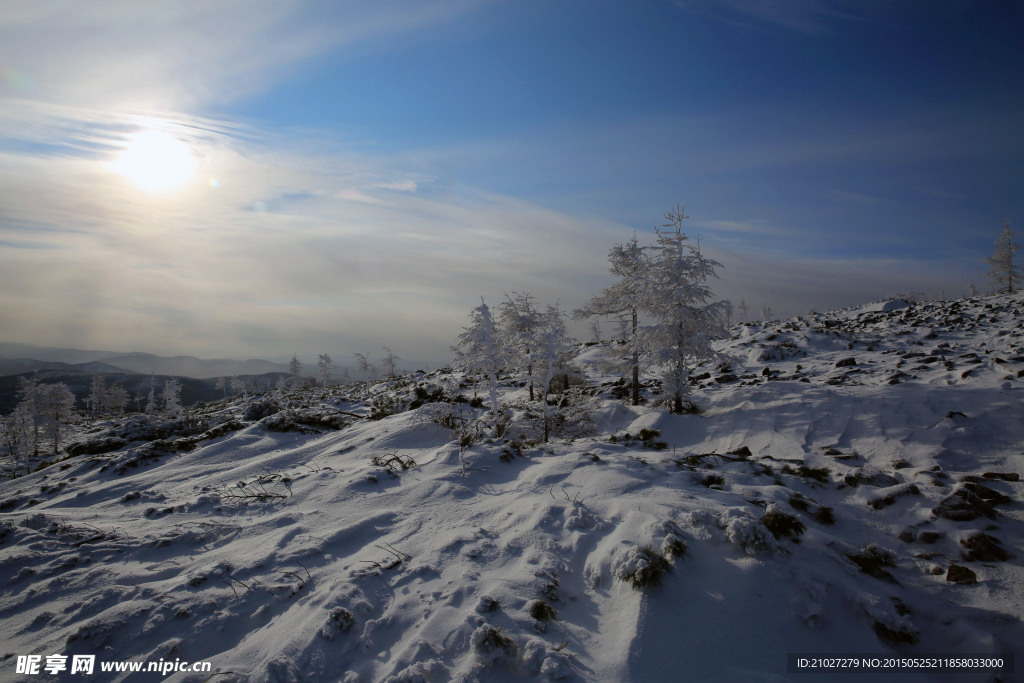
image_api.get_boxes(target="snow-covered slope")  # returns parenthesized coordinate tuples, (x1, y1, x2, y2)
(1, 294, 1022, 682)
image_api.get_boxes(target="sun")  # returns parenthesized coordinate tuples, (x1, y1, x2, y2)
(112, 129, 198, 193)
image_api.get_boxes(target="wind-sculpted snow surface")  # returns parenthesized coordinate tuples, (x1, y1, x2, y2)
(1, 293, 1023, 681)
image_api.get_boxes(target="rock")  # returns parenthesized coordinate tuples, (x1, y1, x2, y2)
(982, 472, 1019, 482)
(918, 530, 943, 544)
(932, 488, 997, 521)
(835, 357, 857, 368)
(868, 483, 921, 509)
(65, 437, 126, 457)
(849, 469, 899, 488)
(946, 565, 977, 584)
(962, 481, 1013, 506)
(960, 533, 1009, 562)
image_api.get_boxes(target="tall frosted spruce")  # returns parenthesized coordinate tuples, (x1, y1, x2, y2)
(641, 205, 730, 414)
(574, 236, 648, 405)
(452, 297, 504, 435)
(986, 221, 1020, 294)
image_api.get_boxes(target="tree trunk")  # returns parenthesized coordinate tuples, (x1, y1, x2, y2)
(631, 308, 640, 405)
(527, 352, 534, 401)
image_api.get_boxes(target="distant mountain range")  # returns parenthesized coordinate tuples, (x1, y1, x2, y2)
(0, 342, 288, 379)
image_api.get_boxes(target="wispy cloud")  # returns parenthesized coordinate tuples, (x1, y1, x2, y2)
(0, 1, 488, 111)
(673, 0, 878, 35)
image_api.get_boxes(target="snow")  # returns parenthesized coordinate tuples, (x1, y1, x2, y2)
(2, 293, 1023, 681)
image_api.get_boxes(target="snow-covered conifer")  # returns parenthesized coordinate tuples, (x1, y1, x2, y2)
(104, 385, 129, 415)
(230, 377, 248, 399)
(640, 205, 729, 414)
(575, 236, 648, 405)
(0, 405, 34, 475)
(381, 345, 400, 379)
(317, 354, 334, 387)
(498, 291, 545, 401)
(986, 221, 1020, 294)
(288, 355, 303, 388)
(87, 375, 107, 416)
(145, 375, 157, 415)
(40, 383, 76, 455)
(16, 377, 43, 457)
(353, 353, 375, 384)
(536, 305, 573, 442)
(451, 297, 504, 434)
(162, 378, 183, 418)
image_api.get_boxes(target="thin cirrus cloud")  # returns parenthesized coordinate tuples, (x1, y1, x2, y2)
(673, 0, 879, 35)
(0, 0, 488, 110)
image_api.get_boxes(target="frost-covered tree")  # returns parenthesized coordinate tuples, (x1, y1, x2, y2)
(1, 404, 34, 474)
(451, 297, 504, 434)
(215, 377, 227, 399)
(381, 345, 400, 379)
(589, 319, 602, 344)
(162, 378, 183, 418)
(738, 299, 749, 324)
(575, 236, 649, 405)
(104, 385, 129, 415)
(16, 377, 44, 457)
(10, 380, 78, 459)
(40, 383, 77, 455)
(145, 375, 157, 415)
(536, 305, 574, 442)
(986, 221, 1020, 294)
(353, 353, 375, 384)
(640, 205, 730, 414)
(288, 355, 303, 388)
(230, 377, 248, 399)
(87, 375, 107, 416)
(498, 291, 545, 401)
(317, 354, 334, 387)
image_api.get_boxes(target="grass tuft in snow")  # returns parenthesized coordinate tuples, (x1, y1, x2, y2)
(528, 599, 557, 621)
(662, 535, 688, 559)
(370, 451, 417, 472)
(813, 505, 836, 525)
(760, 504, 806, 540)
(319, 608, 354, 640)
(616, 544, 674, 589)
(473, 625, 518, 661)
(872, 620, 921, 646)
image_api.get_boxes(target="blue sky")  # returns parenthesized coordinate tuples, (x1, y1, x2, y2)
(1, 1, 1021, 365)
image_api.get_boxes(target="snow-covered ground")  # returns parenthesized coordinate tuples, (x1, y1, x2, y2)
(1, 293, 1022, 682)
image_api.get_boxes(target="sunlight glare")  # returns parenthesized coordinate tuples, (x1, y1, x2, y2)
(112, 130, 198, 193)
